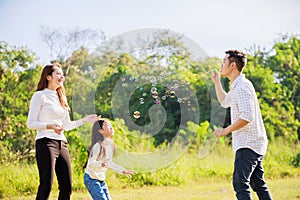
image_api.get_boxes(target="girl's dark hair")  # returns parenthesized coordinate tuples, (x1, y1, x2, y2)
(37, 63, 70, 110)
(88, 120, 105, 154)
(83, 119, 116, 169)
(225, 50, 247, 72)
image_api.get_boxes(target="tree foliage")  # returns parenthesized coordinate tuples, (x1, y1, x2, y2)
(0, 33, 299, 164)
(0, 41, 38, 162)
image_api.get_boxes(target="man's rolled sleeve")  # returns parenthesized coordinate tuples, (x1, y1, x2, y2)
(221, 92, 232, 108)
(237, 86, 254, 122)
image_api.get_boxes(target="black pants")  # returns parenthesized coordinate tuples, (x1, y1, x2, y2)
(233, 148, 272, 200)
(35, 138, 72, 200)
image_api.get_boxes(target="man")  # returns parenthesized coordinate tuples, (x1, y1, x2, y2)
(211, 50, 272, 200)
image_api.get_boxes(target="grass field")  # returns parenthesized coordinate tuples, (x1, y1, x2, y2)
(6, 177, 300, 200)
(2, 141, 299, 199)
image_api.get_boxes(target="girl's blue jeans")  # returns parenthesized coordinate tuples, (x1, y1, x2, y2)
(84, 173, 111, 200)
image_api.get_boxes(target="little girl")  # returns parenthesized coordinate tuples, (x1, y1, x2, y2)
(84, 119, 134, 200)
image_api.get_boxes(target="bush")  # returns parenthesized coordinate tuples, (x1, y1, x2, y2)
(291, 153, 300, 167)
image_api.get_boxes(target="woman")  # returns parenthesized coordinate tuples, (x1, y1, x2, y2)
(27, 63, 98, 200)
(84, 119, 134, 200)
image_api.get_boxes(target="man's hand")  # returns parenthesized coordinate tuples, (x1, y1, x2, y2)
(211, 70, 226, 103)
(214, 128, 226, 137)
(211, 69, 221, 85)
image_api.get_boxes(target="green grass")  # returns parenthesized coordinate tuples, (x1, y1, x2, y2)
(1, 141, 299, 199)
(109, 178, 300, 200)
(5, 178, 300, 200)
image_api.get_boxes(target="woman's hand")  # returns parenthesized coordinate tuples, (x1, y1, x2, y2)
(46, 124, 63, 134)
(83, 114, 99, 123)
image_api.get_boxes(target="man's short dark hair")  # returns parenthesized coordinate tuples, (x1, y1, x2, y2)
(225, 50, 247, 72)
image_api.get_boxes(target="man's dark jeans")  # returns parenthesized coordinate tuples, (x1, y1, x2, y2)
(233, 148, 272, 200)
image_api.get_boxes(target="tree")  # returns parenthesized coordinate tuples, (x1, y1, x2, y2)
(0, 41, 38, 162)
(266, 35, 300, 140)
(244, 44, 299, 141)
(40, 25, 105, 62)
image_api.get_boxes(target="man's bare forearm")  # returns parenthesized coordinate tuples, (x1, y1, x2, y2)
(214, 81, 226, 103)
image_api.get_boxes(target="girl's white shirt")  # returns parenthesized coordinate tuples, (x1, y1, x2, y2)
(85, 138, 127, 181)
(27, 89, 84, 142)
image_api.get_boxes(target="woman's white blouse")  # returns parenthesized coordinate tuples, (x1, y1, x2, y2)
(27, 89, 83, 142)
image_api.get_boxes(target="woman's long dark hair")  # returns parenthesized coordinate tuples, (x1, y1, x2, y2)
(37, 63, 70, 110)
(83, 119, 116, 169)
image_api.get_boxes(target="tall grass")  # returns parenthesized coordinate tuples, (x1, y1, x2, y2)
(0, 163, 39, 198)
(1, 140, 299, 199)
(264, 139, 300, 178)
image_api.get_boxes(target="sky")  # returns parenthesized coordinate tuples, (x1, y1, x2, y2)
(0, 0, 299, 65)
